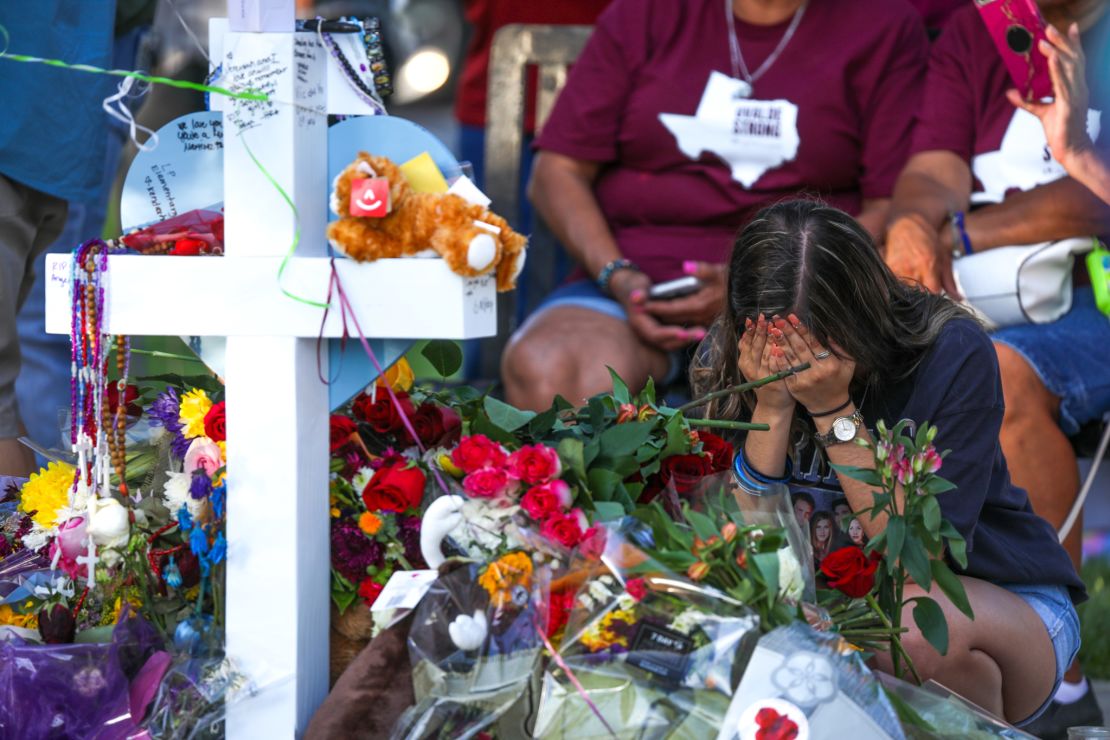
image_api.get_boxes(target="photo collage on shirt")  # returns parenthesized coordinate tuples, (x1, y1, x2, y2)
(790, 485, 869, 572)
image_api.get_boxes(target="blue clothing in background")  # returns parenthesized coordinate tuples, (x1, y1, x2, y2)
(0, 2, 116, 202)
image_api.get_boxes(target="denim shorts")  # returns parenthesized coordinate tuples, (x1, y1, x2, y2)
(992, 287, 1110, 436)
(536, 279, 693, 384)
(999, 582, 1082, 726)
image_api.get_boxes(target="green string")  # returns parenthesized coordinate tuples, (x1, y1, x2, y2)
(0, 52, 269, 103)
(238, 133, 332, 310)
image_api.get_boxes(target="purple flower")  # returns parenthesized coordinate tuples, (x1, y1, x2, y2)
(189, 470, 213, 500)
(331, 519, 385, 582)
(397, 515, 425, 568)
(148, 387, 190, 458)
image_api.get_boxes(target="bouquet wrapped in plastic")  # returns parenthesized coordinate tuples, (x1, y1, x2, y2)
(532, 527, 762, 739)
(391, 553, 552, 739)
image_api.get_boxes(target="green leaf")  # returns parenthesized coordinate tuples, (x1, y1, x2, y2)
(587, 468, 623, 501)
(526, 406, 559, 438)
(911, 596, 949, 655)
(886, 516, 906, 562)
(750, 551, 781, 606)
(599, 421, 656, 458)
(638, 376, 657, 407)
(685, 509, 719, 542)
(921, 496, 941, 536)
(829, 464, 883, 487)
(914, 421, 931, 450)
(583, 439, 601, 468)
(483, 396, 536, 432)
(930, 560, 974, 620)
(608, 367, 631, 404)
(883, 686, 934, 731)
(922, 477, 957, 495)
(557, 438, 586, 480)
(420, 340, 463, 378)
(939, 521, 969, 569)
(592, 501, 627, 523)
(902, 538, 932, 590)
(470, 411, 517, 445)
(661, 414, 691, 458)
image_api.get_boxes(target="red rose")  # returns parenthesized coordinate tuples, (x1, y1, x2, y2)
(540, 508, 589, 549)
(659, 453, 713, 494)
(625, 578, 647, 602)
(545, 587, 576, 636)
(521, 480, 572, 520)
(361, 461, 426, 513)
(330, 414, 358, 453)
(820, 546, 879, 598)
(108, 383, 142, 418)
(203, 401, 227, 443)
(408, 403, 461, 447)
(352, 391, 414, 436)
(451, 434, 508, 473)
(358, 578, 384, 607)
(507, 444, 562, 484)
(697, 432, 734, 473)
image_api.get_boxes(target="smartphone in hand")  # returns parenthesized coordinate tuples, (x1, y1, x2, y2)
(975, 0, 1052, 101)
(648, 276, 703, 300)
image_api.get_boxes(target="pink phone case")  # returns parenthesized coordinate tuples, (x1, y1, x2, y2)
(974, 0, 1052, 100)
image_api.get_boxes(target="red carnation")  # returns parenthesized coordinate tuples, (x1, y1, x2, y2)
(361, 461, 426, 513)
(203, 401, 227, 443)
(358, 578, 384, 607)
(820, 546, 879, 598)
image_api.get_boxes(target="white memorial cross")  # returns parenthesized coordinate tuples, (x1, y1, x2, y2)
(44, 16, 496, 738)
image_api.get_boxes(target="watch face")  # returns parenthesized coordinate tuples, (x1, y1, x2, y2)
(832, 417, 856, 441)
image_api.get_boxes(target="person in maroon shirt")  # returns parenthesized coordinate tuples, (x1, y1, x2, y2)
(501, 0, 929, 411)
(884, 1, 1110, 731)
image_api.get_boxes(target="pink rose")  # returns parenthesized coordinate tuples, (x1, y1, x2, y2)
(184, 437, 222, 476)
(451, 435, 508, 474)
(507, 444, 562, 484)
(463, 467, 519, 500)
(50, 517, 87, 578)
(540, 508, 589, 549)
(520, 480, 572, 520)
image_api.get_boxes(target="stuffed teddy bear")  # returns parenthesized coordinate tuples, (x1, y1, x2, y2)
(327, 153, 527, 292)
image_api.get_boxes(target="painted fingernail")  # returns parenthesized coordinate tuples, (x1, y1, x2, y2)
(692, 328, 706, 341)
(774, 318, 787, 330)
(630, 289, 645, 302)
(682, 260, 698, 275)
(744, 317, 753, 331)
(787, 313, 801, 328)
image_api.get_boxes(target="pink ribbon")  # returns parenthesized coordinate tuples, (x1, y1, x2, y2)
(323, 261, 451, 496)
(532, 613, 618, 738)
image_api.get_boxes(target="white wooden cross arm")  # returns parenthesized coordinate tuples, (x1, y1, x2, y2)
(43, 13, 496, 739)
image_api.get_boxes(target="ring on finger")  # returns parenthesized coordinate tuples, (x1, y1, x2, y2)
(814, 350, 831, 360)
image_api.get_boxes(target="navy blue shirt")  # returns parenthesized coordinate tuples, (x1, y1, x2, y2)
(788, 319, 1086, 604)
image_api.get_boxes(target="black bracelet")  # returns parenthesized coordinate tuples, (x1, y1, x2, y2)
(807, 398, 852, 418)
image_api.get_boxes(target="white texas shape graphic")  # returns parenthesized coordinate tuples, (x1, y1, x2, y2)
(660, 103, 800, 188)
(971, 106, 1101, 205)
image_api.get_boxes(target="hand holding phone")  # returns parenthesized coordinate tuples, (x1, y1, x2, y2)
(975, 0, 1053, 101)
(648, 276, 703, 300)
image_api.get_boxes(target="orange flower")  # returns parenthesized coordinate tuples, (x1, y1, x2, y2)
(687, 562, 710, 581)
(721, 522, 738, 542)
(359, 512, 383, 536)
(478, 552, 533, 607)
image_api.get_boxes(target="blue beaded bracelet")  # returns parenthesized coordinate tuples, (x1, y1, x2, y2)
(951, 211, 973, 257)
(596, 258, 640, 297)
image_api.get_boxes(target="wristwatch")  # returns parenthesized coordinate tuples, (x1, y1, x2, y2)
(814, 409, 863, 447)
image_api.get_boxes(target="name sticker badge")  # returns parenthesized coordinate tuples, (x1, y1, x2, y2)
(626, 623, 695, 684)
(349, 177, 391, 217)
(371, 569, 438, 612)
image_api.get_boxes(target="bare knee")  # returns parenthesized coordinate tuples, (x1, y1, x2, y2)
(995, 343, 1057, 428)
(501, 331, 573, 411)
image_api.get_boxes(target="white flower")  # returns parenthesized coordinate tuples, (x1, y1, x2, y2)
(777, 547, 805, 602)
(351, 467, 375, 493)
(163, 471, 203, 519)
(616, 593, 637, 612)
(577, 593, 596, 612)
(588, 579, 614, 603)
(669, 608, 711, 636)
(21, 526, 50, 553)
(448, 610, 488, 651)
(87, 498, 129, 549)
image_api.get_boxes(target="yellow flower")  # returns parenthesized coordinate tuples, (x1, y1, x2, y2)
(377, 357, 415, 393)
(178, 389, 212, 439)
(0, 604, 37, 629)
(331, 506, 341, 518)
(103, 592, 144, 626)
(217, 441, 227, 464)
(478, 552, 533, 607)
(19, 461, 75, 528)
(438, 454, 465, 478)
(359, 512, 383, 535)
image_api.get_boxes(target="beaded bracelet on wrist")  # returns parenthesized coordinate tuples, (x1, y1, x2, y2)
(596, 258, 640, 297)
